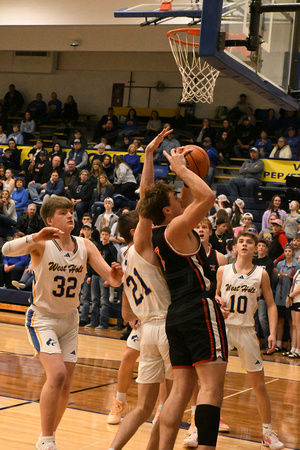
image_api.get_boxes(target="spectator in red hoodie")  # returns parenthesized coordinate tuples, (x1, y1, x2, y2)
(267, 218, 289, 266)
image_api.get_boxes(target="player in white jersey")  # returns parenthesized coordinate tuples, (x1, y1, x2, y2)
(216, 231, 284, 450)
(2, 196, 122, 450)
(109, 129, 173, 450)
(286, 253, 300, 358)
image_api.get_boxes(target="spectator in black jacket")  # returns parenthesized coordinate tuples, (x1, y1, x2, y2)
(94, 107, 119, 141)
(0, 139, 21, 171)
(68, 169, 94, 223)
(233, 116, 256, 157)
(63, 159, 80, 196)
(16, 203, 44, 235)
(3, 84, 24, 116)
(27, 150, 52, 201)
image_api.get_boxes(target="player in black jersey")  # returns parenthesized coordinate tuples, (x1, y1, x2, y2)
(195, 218, 227, 286)
(138, 147, 228, 450)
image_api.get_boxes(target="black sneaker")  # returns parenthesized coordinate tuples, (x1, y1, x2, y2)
(274, 346, 282, 352)
(79, 319, 88, 327)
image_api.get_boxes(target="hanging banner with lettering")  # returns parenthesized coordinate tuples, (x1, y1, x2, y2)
(262, 159, 300, 183)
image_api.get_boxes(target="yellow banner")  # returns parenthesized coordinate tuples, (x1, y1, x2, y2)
(262, 158, 300, 183)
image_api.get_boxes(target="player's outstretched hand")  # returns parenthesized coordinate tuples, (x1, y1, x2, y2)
(163, 146, 192, 173)
(267, 334, 276, 354)
(145, 126, 174, 154)
(110, 261, 123, 286)
(33, 227, 64, 242)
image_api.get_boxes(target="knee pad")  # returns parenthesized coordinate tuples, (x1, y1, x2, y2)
(195, 404, 220, 447)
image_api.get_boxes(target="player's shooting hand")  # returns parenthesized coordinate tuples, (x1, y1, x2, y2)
(267, 334, 276, 354)
(145, 126, 173, 153)
(163, 146, 191, 172)
(33, 227, 64, 242)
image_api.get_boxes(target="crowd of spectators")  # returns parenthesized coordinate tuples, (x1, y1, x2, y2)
(0, 88, 299, 348)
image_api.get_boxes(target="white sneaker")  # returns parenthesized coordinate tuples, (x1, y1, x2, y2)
(36, 441, 57, 450)
(41, 444, 57, 450)
(183, 427, 198, 448)
(107, 397, 128, 424)
(36, 435, 57, 450)
(12, 280, 26, 290)
(262, 431, 284, 449)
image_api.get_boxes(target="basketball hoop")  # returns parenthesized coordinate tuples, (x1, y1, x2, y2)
(167, 28, 220, 104)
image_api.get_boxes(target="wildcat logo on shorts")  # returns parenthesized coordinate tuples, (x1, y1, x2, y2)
(131, 334, 140, 343)
(70, 350, 76, 355)
(46, 338, 57, 346)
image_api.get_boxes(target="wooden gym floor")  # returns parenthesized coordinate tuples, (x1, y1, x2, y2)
(0, 311, 299, 450)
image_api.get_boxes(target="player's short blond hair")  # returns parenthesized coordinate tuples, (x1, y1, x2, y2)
(40, 197, 74, 224)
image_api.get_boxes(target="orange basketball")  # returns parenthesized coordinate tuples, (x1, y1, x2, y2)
(184, 145, 210, 179)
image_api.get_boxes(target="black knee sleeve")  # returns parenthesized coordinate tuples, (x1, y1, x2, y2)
(195, 404, 220, 447)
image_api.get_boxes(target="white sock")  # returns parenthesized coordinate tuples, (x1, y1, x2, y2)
(41, 436, 55, 444)
(276, 341, 282, 348)
(291, 347, 296, 353)
(116, 392, 126, 403)
(296, 348, 300, 355)
(191, 405, 196, 414)
(40, 432, 55, 441)
(263, 424, 272, 435)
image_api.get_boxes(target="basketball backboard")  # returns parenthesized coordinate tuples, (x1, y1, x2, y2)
(114, 0, 299, 110)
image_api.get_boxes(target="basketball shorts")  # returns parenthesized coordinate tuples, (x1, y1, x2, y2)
(277, 305, 292, 320)
(137, 319, 173, 384)
(166, 297, 228, 368)
(25, 306, 79, 363)
(291, 302, 300, 312)
(226, 325, 263, 372)
(127, 327, 141, 352)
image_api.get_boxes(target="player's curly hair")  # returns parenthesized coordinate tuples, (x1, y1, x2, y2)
(137, 181, 175, 226)
(40, 197, 74, 224)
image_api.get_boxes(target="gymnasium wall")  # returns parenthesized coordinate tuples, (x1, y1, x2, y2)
(0, 0, 285, 119)
(0, 49, 277, 120)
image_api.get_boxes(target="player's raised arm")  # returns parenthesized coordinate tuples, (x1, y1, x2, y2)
(85, 238, 123, 287)
(135, 128, 174, 262)
(261, 269, 277, 353)
(2, 227, 63, 258)
(165, 148, 215, 233)
(139, 126, 174, 198)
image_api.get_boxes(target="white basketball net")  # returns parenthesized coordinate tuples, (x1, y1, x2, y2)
(167, 28, 220, 104)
